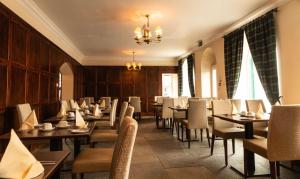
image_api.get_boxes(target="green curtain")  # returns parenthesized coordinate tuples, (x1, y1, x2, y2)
(177, 59, 183, 96)
(245, 10, 279, 104)
(187, 54, 195, 97)
(224, 29, 244, 98)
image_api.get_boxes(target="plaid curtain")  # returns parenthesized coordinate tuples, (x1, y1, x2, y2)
(187, 54, 195, 97)
(245, 10, 279, 104)
(177, 59, 183, 96)
(224, 29, 244, 99)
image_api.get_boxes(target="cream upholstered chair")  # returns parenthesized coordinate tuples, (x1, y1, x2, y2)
(243, 105, 300, 178)
(95, 99, 118, 130)
(129, 96, 141, 121)
(211, 99, 245, 166)
(154, 96, 163, 103)
(182, 99, 210, 148)
(125, 106, 134, 119)
(171, 98, 186, 136)
(100, 97, 112, 113)
(16, 103, 32, 127)
(72, 116, 138, 179)
(161, 98, 174, 128)
(246, 99, 268, 137)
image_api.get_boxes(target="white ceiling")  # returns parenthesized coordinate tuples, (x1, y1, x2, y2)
(31, 0, 270, 65)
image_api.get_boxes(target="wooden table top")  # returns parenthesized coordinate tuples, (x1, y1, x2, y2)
(0, 150, 70, 179)
(44, 114, 103, 123)
(0, 122, 96, 140)
(213, 114, 270, 125)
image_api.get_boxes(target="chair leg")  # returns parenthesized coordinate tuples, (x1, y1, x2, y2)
(72, 173, 76, 179)
(200, 129, 203, 142)
(232, 138, 235, 154)
(195, 129, 197, 139)
(186, 128, 191, 148)
(171, 120, 175, 135)
(177, 121, 180, 140)
(206, 128, 210, 147)
(276, 161, 280, 177)
(210, 134, 215, 155)
(269, 161, 277, 179)
(224, 139, 228, 166)
(181, 122, 184, 140)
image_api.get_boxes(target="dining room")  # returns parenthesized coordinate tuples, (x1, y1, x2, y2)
(0, 0, 300, 179)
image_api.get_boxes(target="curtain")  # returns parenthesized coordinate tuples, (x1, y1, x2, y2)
(245, 10, 279, 104)
(224, 29, 244, 99)
(187, 54, 195, 97)
(177, 59, 183, 96)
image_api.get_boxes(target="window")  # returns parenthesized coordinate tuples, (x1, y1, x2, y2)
(182, 59, 191, 97)
(212, 65, 217, 98)
(162, 73, 178, 97)
(234, 33, 271, 112)
(58, 72, 62, 101)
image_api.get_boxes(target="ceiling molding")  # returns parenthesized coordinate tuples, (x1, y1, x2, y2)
(178, 0, 292, 59)
(0, 0, 84, 63)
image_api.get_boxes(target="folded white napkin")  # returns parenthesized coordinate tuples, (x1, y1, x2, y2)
(99, 100, 105, 108)
(93, 104, 101, 117)
(0, 129, 44, 179)
(257, 103, 264, 115)
(19, 110, 38, 131)
(75, 110, 87, 128)
(231, 103, 239, 115)
(80, 100, 87, 109)
(57, 104, 67, 118)
(74, 101, 80, 110)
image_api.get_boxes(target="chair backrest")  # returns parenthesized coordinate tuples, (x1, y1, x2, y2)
(16, 103, 32, 126)
(154, 96, 163, 102)
(125, 106, 134, 118)
(267, 105, 300, 161)
(109, 99, 118, 127)
(110, 117, 138, 179)
(156, 96, 167, 104)
(61, 100, 70, 111)
(246, 99, 266, 113)
(129, 97, 141, 113)
(89, 97, 95, 104)
(212, 100, 234, 129)
(117, 102, 128, 132)
(162, 98, 174, 119)
(69, 99, 76, 109)
(231, 99, 242, 113)
(188, 100, 208, 129)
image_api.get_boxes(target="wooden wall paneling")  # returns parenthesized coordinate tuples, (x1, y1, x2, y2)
(147, 67, 159, 112)
(0, 65, 7, 108)
(27, 32, 40, 69)
(11, 20, 27, 65)
(39, 39, 49, 72)
(133, 71, 147, 112)
(8, 66, 26, 106)
(0, 9, 9, 61)
(26, 70, 39, 104)
(97, 83, 107, 98)
(49, 75, 58, 102)
(39, 74, 49, 103)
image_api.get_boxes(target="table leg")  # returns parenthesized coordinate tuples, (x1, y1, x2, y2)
(50, 138, 63, 151)
(244, 123, 255, 174)
(74, 137, 80, 158)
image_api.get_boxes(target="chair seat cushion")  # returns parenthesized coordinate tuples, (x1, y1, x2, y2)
(254, 127, 268, 138)
(95, 121, 111, 129)
(243, 138, 267, 158)
(93, 129, 117, 134)
(214, 127, 244, 139)
(72, 148, 113, 173)
(90, 132, 118, 143)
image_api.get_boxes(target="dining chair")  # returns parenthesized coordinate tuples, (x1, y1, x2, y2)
(72, 116, 138, 179)
(101, 97, 112, 113)
(182, 99, 210, 148)
(129, 97, 141, 121)
(94, 99, 118, 129)
(246, 99, 268, 137)
(16, 103, 32, 127)
(211, 99, 245, 166)
(154, 96, 163, 103)
(161, 98, 174, 128)
(243, 105, 300, 178)
(171, 98, 186, 136)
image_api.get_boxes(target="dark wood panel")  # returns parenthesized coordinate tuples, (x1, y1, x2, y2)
(0, 10, 8, 60)
(39, 74, 49, 103)
(97, 83, 107, 97)
(11, 21, 27, 65)
(40, 40, 49, 72)
(122, 84, 134, 97)
(85, 83, 96, 97)
(49, 76, 58, 102)
(26, 71, 39, 104)
(107, 67, 121, 82)
(108, 84, 121, 99)
(0, 65, 7, 108)
(8, 66, 26, 105)
(97, 68, 106, 82)
(28, 33, 40, 69)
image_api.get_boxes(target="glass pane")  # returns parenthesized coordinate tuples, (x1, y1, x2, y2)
(182, 59, 191, 97)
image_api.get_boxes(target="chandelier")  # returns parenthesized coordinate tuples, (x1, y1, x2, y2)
(134, 14, 162, 45)
(126, 51, 142, 71)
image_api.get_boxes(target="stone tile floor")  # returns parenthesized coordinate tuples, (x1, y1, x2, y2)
(60, 118, 300, 179)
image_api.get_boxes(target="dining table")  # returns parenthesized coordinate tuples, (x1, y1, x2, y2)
(0, 122, 96, 158)
(0, 150, 70, 179)
(213, 113, 270, 177)
(152, 103, 163, 129)
(44, 114, 103, 123)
